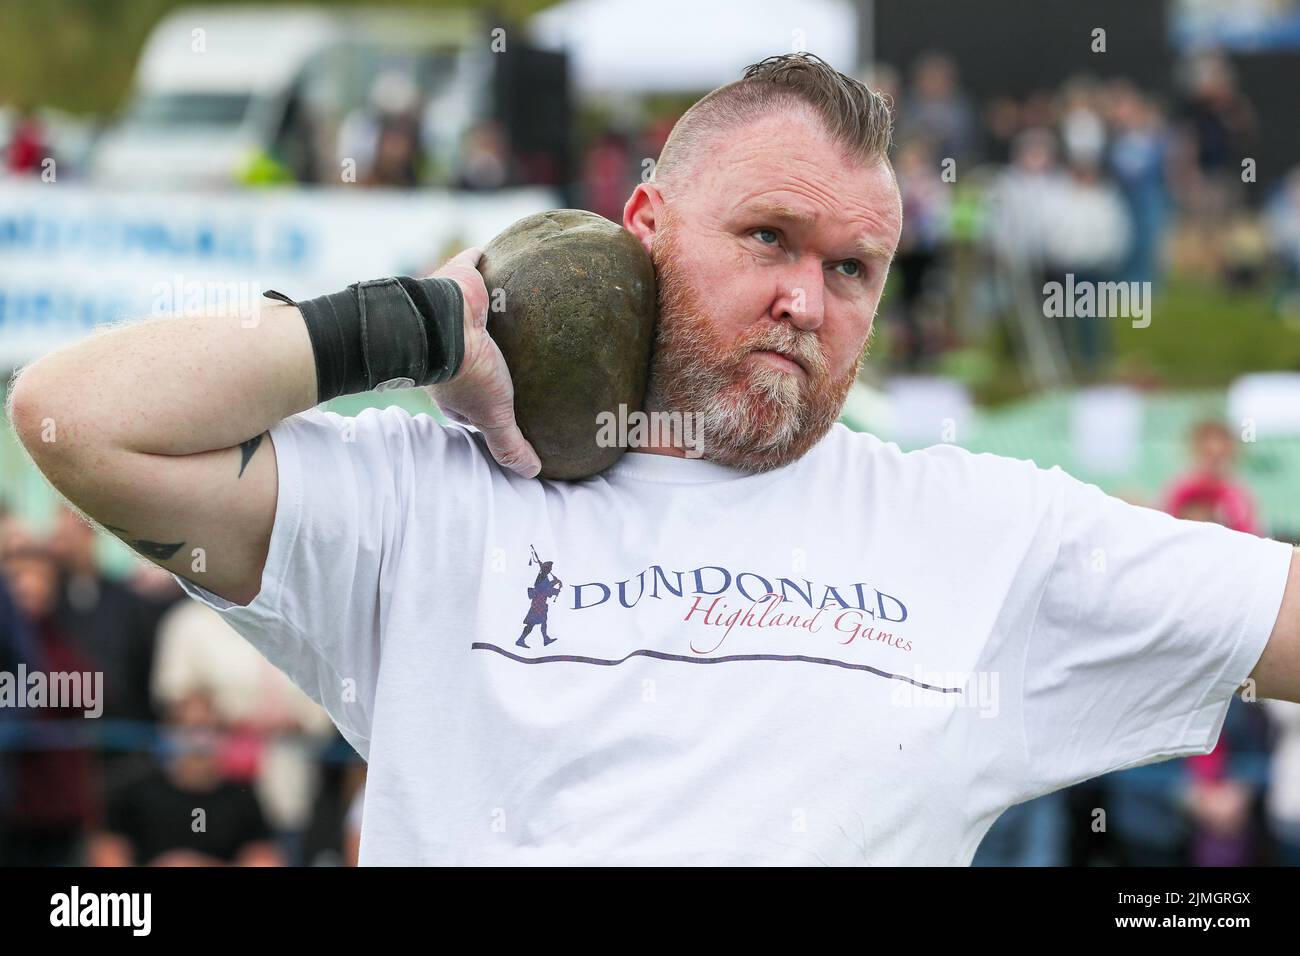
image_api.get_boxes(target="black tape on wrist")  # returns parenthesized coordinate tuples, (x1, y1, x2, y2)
(264, 276, 465, 404)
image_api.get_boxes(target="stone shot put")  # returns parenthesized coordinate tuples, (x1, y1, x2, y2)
(9, 53, 1300, 865)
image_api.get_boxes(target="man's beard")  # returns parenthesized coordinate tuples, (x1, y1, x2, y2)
(645, 224, 863, 473)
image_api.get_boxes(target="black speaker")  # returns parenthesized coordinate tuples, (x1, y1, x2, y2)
(493, 45, 573, 194)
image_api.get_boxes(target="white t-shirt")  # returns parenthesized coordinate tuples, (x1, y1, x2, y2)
(174, 405, 1293, 865)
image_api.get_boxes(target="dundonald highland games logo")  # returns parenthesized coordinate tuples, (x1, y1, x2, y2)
(515, 544, 563, 649)
(475, 558, 948, 693)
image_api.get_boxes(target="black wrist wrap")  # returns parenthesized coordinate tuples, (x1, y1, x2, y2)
(264, 276, 465, 404)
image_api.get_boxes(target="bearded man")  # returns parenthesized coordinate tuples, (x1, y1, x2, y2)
(11, 53, 1300, 865)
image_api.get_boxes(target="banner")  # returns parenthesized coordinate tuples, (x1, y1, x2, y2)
(0, 181, 560, 367)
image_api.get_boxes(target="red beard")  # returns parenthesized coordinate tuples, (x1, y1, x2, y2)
(646, 223, 862, 472)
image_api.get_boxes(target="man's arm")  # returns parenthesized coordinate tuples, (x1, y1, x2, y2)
(6, 248, 539, 608)
(7, 300, 314, 606)
(1250, 546, 1300, 703)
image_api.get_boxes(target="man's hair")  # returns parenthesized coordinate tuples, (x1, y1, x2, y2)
(654, 52, 894, 189)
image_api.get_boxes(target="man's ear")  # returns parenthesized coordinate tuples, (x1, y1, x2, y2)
(622, 183, 664, 256)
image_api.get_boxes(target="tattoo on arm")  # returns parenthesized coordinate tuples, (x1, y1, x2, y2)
(130, 539, 185, 561)
(238, 434, 264, 478)
(97, 431, 263, 567)
(101, 524, 184, 562)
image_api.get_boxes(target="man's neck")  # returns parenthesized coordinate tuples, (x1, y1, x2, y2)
(627, 442, 689, 459)
(621, 397, 703, 460)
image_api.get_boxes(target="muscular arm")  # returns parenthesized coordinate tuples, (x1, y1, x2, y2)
(7, 248, 537, 609)
(6, 301, 317, 606)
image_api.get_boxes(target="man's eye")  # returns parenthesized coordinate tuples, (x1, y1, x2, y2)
(835, 259, 864, 278)
(752, 228, 779, 245)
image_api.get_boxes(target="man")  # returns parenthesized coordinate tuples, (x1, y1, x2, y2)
(516, 558, 561, 649)
(49, 503, 181, 727)
(88, 689, 282, 867)
(0, 525, 96, 865)
(9, 53, 1300, 865)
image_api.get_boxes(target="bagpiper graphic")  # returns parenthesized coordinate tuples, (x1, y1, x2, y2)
(516, 544, 563, 648)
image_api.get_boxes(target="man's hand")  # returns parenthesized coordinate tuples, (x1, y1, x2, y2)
(426, 247, 541, 479)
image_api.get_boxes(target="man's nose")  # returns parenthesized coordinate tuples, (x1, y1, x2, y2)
(774, 259, 825, 331)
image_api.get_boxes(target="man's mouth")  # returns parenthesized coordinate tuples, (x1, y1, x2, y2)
(750, 349, 807, 376)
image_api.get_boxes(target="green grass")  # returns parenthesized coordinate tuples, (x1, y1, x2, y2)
(937, 276, 1299, 405)
(1112, 279, 1300, 387)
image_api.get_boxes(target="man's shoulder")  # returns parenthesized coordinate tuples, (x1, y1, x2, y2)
(811, 426, 1071, 545)
(815, 422, 1060, 488)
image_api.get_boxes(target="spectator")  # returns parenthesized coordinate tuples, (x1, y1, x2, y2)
(297, 735, 365, 866)
(50, 506, 180, 728)
(1177, 50, 1256, 192)
(0, 557, 37, 861)
(368, 112, 422, 188)
(1103, 761, 1190, 866)
(862, 63, 901, 120)
(1103, 424, 1261, 867)
(987, 127, 1064, 275)
(456, 120, 510, 191)
(337, 71, 423, 188)
(892, 137, 952, 369)
(0, 522, 96, 866)
(1161, 419, 1259, 535)
(982, 95, 1021, 165)
(899, 52, 979, 163)
(972, 793, 1068, 866)
(1265, 168, 1300, 318)
(1173, 50, 1257, 279)
(1041, 160, 1131, 377)
(1058, 76, 1107, 170)
(1185, 696, 1271, 866)
(4, 104, 49, 175)
(88, 689, 282, 866)
(1107, 83, 1172, 289)
(151, 601, 333, 863)
(581, 130, 634, 223)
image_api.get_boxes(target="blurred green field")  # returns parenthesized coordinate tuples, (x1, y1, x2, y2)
(1111, 278, 1300, 387)
(931, 275, 1300, 405)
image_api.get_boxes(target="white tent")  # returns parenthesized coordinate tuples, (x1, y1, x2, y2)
(529, 0, 861, 94)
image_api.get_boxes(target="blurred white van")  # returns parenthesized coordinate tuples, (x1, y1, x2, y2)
(89, 5, 570, 190)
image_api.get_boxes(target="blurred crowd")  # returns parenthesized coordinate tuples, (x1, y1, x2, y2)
(9, 45, 1300, 386)
(976, 418, 1300, 866)
(868, 49, 1300, 379)
(0, 506, 365, 866)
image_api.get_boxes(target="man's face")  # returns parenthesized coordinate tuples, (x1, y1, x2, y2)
(640, 111, 901, 472)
